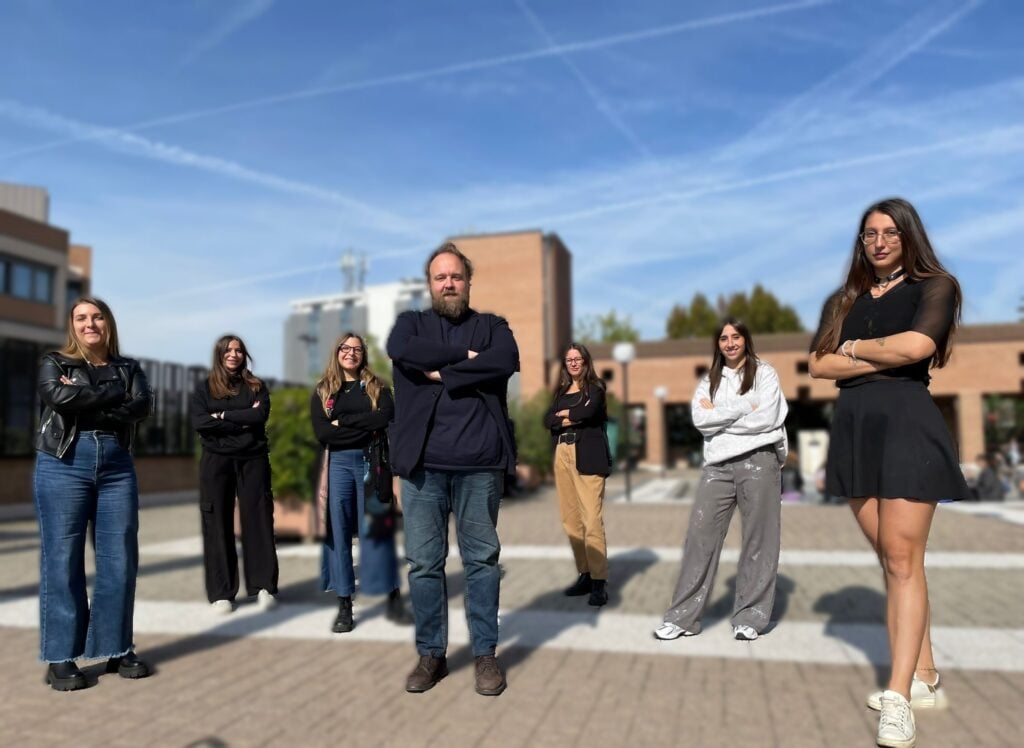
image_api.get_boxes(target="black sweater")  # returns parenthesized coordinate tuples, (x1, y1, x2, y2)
(310, 382, 394, 450)
(190, 379, 270, 458)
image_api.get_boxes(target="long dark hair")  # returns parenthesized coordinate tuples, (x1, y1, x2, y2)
(208, 335, 263, 399)
(555, 342, 606, 399)
(814, 197, 962, 366)
(708, 318, 758, 401)
(61, 296, 120, 361)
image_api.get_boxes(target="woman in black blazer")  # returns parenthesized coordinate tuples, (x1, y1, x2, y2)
(544, 343, 612, 606)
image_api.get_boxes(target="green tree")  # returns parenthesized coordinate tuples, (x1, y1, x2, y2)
(665, 293, 718, 338)
(508, 389, 556, 478)
(666, 286, 803, 338)
(364, 332, 392, 387)
(574, 310, 640, 344)
(266, 387, 321, 501)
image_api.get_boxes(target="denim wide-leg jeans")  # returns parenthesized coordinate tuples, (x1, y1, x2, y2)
(33, 432, 140, 663)
(402, 468, 503, 658)
(320, 448, 400, 597)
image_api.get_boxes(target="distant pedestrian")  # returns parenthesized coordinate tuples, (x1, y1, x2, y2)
(544, 343, 612, 606)
(654, 319, 787, 643)
(34, 297, 153, 690)
(809, 198, 968, 748)
(972, 452, 1006, 500)
(387, 242, 519, 696)
(310, 332, 410, 633)
(190, 335, 279, 614)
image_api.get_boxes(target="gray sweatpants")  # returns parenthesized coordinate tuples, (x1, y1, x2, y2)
(663, 445, 781, 634)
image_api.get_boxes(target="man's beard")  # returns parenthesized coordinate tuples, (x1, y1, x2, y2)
(432, 290, 469, 320)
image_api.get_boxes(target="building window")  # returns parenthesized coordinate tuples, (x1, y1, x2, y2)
(1, 257, 53, 303)
(1019, 352, 1024, 366)
(601, 368, 614, 383)
(796, 361, 809, 374)
(67, 279, 85, 310)
(11, 263, 32, 299)
(696, 365, 709, 378)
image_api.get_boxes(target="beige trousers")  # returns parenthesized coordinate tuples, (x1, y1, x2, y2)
(553, 442, 608, 580)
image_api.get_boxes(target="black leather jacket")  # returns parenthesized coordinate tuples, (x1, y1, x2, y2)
(34, 353, 154, 458)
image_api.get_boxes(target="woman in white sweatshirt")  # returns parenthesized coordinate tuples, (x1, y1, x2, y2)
(654, 318, 788, 642)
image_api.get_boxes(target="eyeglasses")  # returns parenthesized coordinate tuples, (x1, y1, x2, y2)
(338, 345, 364, 355)
(860, 228, 901, 245)
(565, 357, 584, 365)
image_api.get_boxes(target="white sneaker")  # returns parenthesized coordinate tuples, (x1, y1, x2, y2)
(733, 625, 758, 641)
(257, 589, 277, 611)
(211, 599, 233, 615)
(877, 690, 916, 748)
(653, 622, 696, 640)
(867, 672, 948, 711)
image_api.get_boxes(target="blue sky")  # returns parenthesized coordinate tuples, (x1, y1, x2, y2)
(1, 0, 1022, 378)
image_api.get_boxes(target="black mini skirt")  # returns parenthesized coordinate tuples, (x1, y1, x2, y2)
(826, 379, 970, 501)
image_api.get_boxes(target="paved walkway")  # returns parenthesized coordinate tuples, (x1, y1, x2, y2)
(1, 476, 1022, 747)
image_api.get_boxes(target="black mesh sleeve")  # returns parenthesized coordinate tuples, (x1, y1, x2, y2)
(809, 291, 843, 353)
(910, 276, 956, 344)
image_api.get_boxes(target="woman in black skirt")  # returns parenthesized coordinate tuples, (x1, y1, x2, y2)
(810, 198, 968, 748)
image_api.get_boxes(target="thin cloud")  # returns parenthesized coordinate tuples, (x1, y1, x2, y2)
(0, 0, 834, 162)
(0, 99, 422, 237)
(514, 0, 653, 160)
(178, 0, 275, 68)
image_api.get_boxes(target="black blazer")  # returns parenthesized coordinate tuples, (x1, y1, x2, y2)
(386, 308, 519, 479)
(544, 384, 611, 477)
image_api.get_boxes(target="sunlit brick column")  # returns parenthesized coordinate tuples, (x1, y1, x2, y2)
(957, 391, 985, 463)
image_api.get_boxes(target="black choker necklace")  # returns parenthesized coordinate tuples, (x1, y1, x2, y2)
(873, 268, 906, 286)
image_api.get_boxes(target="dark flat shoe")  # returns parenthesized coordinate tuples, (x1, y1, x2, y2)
(106, 652, 150, 679)
(45, 661, 87, 691)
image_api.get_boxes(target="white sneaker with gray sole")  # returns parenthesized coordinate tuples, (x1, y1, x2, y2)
(653, 622, 696, 640)
(877, 690, 916, 748)
(867, 673, 948, 711)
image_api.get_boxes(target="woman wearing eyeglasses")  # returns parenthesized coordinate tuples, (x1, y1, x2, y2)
(654, 319, 787, 643)
(311, 333, 410, 632)
(544, 343, 612, 606)
(809, 198, 968, 748)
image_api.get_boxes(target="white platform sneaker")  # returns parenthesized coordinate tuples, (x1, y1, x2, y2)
(876, 690, 916, 748)
(867, 672, 948, 711)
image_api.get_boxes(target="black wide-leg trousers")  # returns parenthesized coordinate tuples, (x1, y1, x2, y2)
(198, 451, 279, 602)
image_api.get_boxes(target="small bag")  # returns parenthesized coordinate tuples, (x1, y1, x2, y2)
(365, 432, 394, 504)
(315, 447, 330, 538)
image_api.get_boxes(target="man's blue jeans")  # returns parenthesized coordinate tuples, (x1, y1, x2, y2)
(402, 468, 502, 657)
(33, 432, 139, 662)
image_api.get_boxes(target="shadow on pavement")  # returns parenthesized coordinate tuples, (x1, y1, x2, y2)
(814, 585, 888, 686)
(445, 548, 661, 676)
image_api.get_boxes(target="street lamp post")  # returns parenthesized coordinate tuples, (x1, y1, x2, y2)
(654, 385, 668, 478)
(612, 342, 637, 502)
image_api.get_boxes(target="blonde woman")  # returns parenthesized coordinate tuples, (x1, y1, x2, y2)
(310, 333, 409, 632)
(34, 297, 153, 690)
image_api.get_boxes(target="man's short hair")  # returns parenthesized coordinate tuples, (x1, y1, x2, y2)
(425, 241, 474, 282)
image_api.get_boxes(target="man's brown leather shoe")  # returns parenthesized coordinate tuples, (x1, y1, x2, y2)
(405, 655, 448, 693)
(474, 655, 506, 696)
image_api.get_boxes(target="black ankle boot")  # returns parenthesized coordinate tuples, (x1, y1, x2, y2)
(564, 572, 593, 597)
(385, 589, 414, 625)
(45, 661, 87, 691)
(332, 596, 354, 633)
(106, 651, 150, 679)
(588, 579, 608, 607)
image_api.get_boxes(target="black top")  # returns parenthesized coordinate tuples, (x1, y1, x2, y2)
(422, 315, 504, 470)
(310, 382, 394, 451)
(543, 383, 611, 477)
(811, 276, 956, 387)
(76, 364, 121, 432)
(190, 378, 270, 458)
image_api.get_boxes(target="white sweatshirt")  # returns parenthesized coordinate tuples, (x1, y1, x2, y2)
(691, 360, 789, 466)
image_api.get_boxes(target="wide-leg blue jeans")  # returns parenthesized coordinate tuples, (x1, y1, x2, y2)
(34, 432, 139, 662)
(320, 448, 400, 597)
(402, 468, 503, 657)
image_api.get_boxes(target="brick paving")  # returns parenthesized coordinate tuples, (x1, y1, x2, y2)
(1, 473, 1023, 747)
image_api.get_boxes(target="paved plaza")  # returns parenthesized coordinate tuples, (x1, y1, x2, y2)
(1, 472, 1023, 747)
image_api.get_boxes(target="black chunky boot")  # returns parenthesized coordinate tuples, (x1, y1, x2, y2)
(563, 572, 593, 597)
(332, 596, 354, 633)
(588, 579, 608, 607)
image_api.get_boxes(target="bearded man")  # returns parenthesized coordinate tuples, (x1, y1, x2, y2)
(386, 242, 519, 696)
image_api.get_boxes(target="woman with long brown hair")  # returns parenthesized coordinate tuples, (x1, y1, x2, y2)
(655, 319, 787, 643)
(544, 343, 612, 606)
(310, 333, 409, 632)
(34, 297, 153, 690)
(809, 198, 967, 748)
(190, 335, 279, 614)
